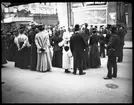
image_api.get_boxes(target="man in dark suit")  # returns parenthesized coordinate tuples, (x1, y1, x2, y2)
(105, 24, 112, 55)
(117, 25, 127, 62)
(70, 24, 88, 75)
(104, 26, 120, 79)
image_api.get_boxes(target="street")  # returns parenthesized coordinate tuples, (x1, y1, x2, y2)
(2, 49, 132, 103)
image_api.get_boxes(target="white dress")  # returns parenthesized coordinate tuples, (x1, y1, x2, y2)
(59, 31, 73, 69)
(35, 30, 52, 72)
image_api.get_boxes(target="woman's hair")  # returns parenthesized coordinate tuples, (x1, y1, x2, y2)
(19, 28, 25, 34)
(92, 28, 96, 33)
(38, 25, 44, 31)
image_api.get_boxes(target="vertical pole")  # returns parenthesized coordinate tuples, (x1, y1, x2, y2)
(67, 3, 69, 31)
(106, 2, 108, 25)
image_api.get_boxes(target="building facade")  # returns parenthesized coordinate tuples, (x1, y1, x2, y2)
(63, 2, 132, 40)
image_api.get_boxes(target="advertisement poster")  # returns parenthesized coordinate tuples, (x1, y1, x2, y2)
(73, 9, 106, 25)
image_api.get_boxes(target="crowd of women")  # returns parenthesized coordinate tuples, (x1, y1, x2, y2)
(1, 22, 127, 75)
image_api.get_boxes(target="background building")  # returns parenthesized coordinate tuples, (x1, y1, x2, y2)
(65, 2, 132, 40)
(1, 2, 132, 40)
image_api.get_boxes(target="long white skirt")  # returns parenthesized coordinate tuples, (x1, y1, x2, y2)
(36, 51, 52, 72)
(62, 50, 73, 69)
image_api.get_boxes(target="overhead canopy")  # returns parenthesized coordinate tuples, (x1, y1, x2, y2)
(2, 2, 36, 7)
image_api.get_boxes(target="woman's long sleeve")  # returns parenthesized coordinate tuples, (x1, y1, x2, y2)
(21, 36, 28, 49)
(35, 35, 41, 49)
(14, 37, 20, 49)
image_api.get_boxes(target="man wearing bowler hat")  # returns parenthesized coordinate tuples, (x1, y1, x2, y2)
(70, 24, 88, 75)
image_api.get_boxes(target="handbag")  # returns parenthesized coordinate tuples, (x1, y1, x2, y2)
(64, 46, 69, 52)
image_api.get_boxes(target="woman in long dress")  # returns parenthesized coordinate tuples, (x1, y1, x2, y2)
(28, 25, 39, 70)
(35, 25, 52, 72)
(51, 29, 63, 68)
(16, 27, 30, 69)
(88, 28, 101, 68)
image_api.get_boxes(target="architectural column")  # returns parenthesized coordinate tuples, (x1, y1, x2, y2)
(128, 3, 132, 29)
(67, 2, 73, 28)
(126, 3, 132, 41)
(57, 3, 68, 30)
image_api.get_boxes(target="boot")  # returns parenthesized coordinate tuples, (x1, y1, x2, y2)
(65, 69, 71, 73)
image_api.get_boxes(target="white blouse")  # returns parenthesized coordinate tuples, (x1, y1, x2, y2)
(17, 33, 29, 49)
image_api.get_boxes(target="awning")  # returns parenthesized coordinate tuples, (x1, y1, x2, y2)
(3, 17, 13, 23)
(2, 2, 36, 7)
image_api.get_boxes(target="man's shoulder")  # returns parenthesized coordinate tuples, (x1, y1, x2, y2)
(111, 34, 120, 39)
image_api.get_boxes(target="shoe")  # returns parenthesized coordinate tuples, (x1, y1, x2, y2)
(73, 72, 76, 75)
(46, 69, 52, 72)
(65, 69, 71, 73)
(79, 72, 86, 75)
(112, 75, 117, 78)
(103, 77, 112, 79)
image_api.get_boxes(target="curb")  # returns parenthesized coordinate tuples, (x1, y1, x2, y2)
(123, 47, 132, 49)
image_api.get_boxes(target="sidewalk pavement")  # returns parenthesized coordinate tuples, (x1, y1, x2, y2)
(124, 41, 132, 49)
(2, 49, 132, 103)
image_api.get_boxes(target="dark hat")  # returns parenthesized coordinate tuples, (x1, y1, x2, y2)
(85, 23, 88, 27)
(111, 26, 117, 32)
(38, 25, 44, 31)
(92, 28, 96, 33)
(19, 25, 25, 30)
(74, 24, 80, 31)
(107, 24, 111, 27)
(107, 24, 112, 29)
(95, 26, 97, 29)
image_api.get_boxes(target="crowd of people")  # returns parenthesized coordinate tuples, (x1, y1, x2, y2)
(1, 22, 127, 79)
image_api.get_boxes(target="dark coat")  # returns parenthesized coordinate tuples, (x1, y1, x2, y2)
(70, 32, 88, 54)
(28, 28, 38, 70)
(99, 34, 105, 45)
(117, 28, 127, 45)
(51, 34, 63, 52)
(107, 33, 120, 57)
(83, 28, 90, 42)
(28, 28, 39, 44)
(89, 34, 99, 45)
(105, 29, 112, 45)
